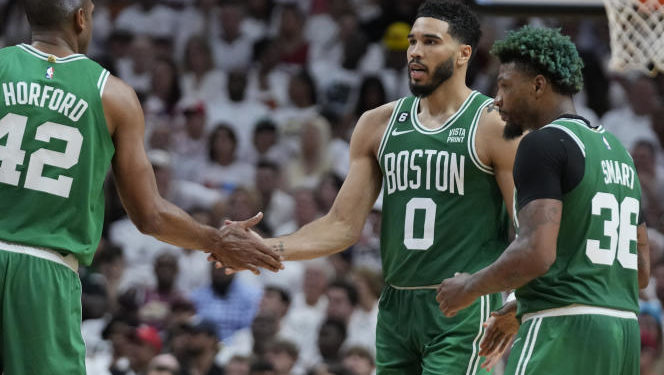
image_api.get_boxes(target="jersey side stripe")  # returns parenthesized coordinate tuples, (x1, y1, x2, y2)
(519, 318, 543, 375)
(467, 99, 494, 175)
(544, 124, 586, 157)
(514, 315, 538, 375)
(465, 295, 486, 375)
(470, 295, 492, 375)
(377, 98, 406, 161)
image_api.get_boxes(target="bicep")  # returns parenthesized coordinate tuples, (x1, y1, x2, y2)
(328, 114, 383, 232)
(104, 77, 160, 221)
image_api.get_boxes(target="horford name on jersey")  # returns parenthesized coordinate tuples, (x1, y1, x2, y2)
(2, 81, 88, 122)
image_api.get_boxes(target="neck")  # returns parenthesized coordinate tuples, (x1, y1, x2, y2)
(418, 75, 472, 119)
(31, 32, 79, 56)
(533, 95, 577, 130)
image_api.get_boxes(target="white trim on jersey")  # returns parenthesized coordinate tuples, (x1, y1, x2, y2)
(467, 99, 494, 175)
(410, 91, 479, 134)
(522, 304, 637, 322)
(543, 124, 587, 158)
(0, 239, 78, 272)
(377, 98, 406, 161)
(99, 70, 110, 97)
(18, 44, 87, 63)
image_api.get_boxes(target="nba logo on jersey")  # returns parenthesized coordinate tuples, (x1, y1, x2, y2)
(45, 67, 54, 80)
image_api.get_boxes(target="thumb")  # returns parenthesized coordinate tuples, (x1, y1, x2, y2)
(241, 212, 264, 229)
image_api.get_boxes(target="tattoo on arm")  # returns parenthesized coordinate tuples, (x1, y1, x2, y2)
(272, 241, 285, 254)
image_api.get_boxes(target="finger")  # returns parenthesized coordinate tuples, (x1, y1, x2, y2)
(497, 335, 514, 353)
(480, 354, 500, 371)
(254, 240, 284, 269)
(214, 261, 224, 269)
(240, 212, 264, 229)
(435, 292, 443, 303)
(224, 220, 233, 225)
(256, 252, 282, 272)
(245, 263, 260, 275)
(225, 267, 238, 275)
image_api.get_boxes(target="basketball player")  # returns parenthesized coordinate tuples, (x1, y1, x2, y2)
(437, 26, 650, 375)
(216, 1, 520, 373)
(0, 1, 282, 373)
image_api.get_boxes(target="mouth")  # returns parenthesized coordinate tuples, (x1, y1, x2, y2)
(409, 64, 427, 80)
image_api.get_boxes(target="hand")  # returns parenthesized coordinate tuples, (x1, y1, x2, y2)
(479, 300, 519, 370)
(436, 272, 477, 317)
(207, 212, 283, 275)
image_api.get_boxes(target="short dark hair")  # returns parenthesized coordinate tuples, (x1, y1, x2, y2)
(24, 0, 85, 29)
(491, 26, 584, 95)
(329, 279, 358, 306)
(416, 0, 481, 52)
(208, 124, 237, 161)
(264, 285, 291, 305)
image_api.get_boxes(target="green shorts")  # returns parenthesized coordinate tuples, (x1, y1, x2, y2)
(0, 247, 86, 375)
(505, 307, 639, 375)
(376, 284, 501, 375)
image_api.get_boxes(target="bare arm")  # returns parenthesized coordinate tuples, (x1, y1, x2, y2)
(103, 75, 281, 273)
(637, 223, 650, 289)
(437, 199, 560, 316)
(265, 105, 391, 260)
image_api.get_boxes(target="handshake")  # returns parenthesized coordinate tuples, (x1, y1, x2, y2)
(205, 212, 284, 275)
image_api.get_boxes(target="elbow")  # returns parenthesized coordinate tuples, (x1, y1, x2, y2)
(130, 204, 164, 236)
(527, 245, 556, 278)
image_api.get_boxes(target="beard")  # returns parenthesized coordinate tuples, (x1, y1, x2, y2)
(409, 56, 454, 97)
(503, 121, 524, 140)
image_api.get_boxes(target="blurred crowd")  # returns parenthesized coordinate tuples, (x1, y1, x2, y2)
(2, 0, 664, 374)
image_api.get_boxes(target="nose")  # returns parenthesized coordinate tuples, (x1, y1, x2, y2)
(493, 94, 502, 109)
(408, 41, 422, 60)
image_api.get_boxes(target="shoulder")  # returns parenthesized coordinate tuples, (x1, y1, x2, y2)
(351, 100, 400, 152)
(101, 75, 143, 135)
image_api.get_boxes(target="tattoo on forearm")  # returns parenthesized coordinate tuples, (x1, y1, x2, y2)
(272, 241, 285, 254)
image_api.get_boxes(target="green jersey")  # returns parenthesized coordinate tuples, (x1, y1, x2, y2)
(378, 92, 509, 287)
(516, 118, 641, 316)
(0, 44, 115, 266)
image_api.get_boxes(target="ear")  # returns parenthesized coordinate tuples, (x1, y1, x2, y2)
(74, 7, 86, 33)
(457, 44, 472, 66)
(533, 75, 549, 98)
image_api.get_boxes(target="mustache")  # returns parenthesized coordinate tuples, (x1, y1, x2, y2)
(408, 59, 427, 70)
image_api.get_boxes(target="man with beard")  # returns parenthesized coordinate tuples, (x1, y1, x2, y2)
(437, 26, 650, 375)
(217, 1, 520, 373)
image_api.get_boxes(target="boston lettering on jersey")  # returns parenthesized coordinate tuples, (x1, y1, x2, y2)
(383, 149, 464, 195)
(2, 81, 88, 122)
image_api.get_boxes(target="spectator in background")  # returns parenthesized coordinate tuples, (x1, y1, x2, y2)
(181, 319, 224, 375)
(346, 268, 381, 354)
(211, 0, 254, 71)
(286, 117, 333, 190)
(226, 355, 252, 375)
(145, 59, 182, 119)
(200, 125, 255, 193)
(135, 252, 185, 328)
(275, 188, 323, 236)
(249, 120, 290, 165)
(341, 346, 375, 375)
(602, 74, 662, 151)
(180, 36, 227, 104)
(273, 70, 320, 151)
(190, 264, 262, 342)
(250, 360, 277, 375)
(275, 3, 309, 68)
(244, 0, 275, 42)
(315, 173, 344, 213)
(325, 280, 358, 329)
(632, 140, 664, 231)
(265, 340, 300, 375)
(255, 160, 295, 233)
(317, 319, 347, 368)
(207, 70, 271, 161)
(359, 22, 410, 100)
(116, 35, 155, 97)
(176, 0, 220, 63)
(247, 38, 291, 110)
(114, 0, 177, 39)
(146, 354, 181, 375)
(171, 99, 211, 181)
(127, 325, 163, 375)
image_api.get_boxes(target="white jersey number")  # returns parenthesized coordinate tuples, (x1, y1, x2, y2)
(404, 197, 436, 250)
(0, 113, 82, 198)
(586, 192, 639, 270)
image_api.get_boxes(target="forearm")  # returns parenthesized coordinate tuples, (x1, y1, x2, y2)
(637, 224, 650, 289)
(138, 197, 219, 252)
(266, 212, 359, 261)
(468, 237, 548, 298)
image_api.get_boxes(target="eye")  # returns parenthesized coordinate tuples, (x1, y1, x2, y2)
(408, 39, 416, 46)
